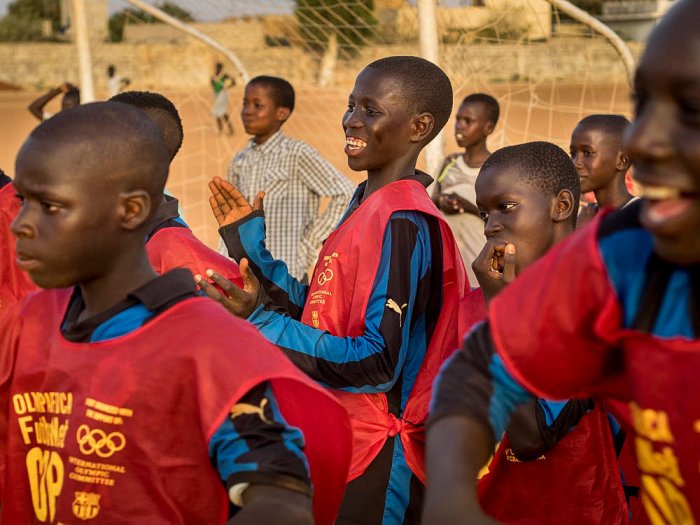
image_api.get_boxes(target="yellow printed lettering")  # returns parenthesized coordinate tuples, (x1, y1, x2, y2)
(641, 474, 694, 525)
(631, 402, 674, 444)
(18, 416, 34, 445)
(635, 437, 684, 487)
(13, 393, 27, 414)
(26, 447, 64, 523)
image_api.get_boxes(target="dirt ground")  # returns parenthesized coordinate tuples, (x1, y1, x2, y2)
(0, 81, 631, 249)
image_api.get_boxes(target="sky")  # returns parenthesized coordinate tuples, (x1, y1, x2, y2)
(0, 0, 460, 20)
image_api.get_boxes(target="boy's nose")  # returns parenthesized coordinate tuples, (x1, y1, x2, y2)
(343, 109, 361, 129)
(10, 208, 34, 239)
(483, 217, 503, 237)
(625, 99, 674, 166)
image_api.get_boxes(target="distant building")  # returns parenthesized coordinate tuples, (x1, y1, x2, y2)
(598, 0, 674, 41)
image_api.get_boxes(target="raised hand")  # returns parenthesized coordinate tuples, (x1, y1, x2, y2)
(472, 240, 517, 303)
(208, 176, 265, 227)
(195, 258, 263, 318)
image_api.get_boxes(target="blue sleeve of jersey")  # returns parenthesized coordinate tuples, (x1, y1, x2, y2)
(247, 210, 433, 394)
(488, 354, 534, 438)
(220, 211, 309, 318)
(209, 382, 311, 496)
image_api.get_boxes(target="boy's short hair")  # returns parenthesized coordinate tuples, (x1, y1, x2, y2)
(107, 64, 115, 76)
(461, 93, 500, 126)
(110, 90, 183, 161)
(248, 76, 295, 114)
(481, 141, 581, 224)
(364, 56, 453, 143)
(576, 114, 630, 144)
(30, 102, 170, 203)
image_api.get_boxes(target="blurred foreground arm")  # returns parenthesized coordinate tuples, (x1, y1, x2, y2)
(424, 322, 533, 523)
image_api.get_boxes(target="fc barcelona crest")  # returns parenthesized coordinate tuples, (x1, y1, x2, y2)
(72, 491, 100, 520)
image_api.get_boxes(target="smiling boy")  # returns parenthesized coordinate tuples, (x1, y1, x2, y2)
(223, 76, 353, 280)
(201, 57, 468, 524)
(0, 102, 351, 525)
(425, 1, 700, 522)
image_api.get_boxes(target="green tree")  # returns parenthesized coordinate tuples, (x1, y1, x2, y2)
(108, 1, 195, 43)
(0, 0, 61, 42)
(295, 0, 377, 58)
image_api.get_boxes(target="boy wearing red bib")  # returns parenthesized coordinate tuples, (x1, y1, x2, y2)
(1, 102, 351, 524)
(199, 57, 468, 524)
(0, 169, 36, 311)
(425, 1, 700, 522)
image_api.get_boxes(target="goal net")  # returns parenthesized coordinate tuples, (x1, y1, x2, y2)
(111, 0, 636, 248)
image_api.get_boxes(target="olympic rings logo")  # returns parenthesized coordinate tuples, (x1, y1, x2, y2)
(317, 269, 334, 286)
(76, 424, 126, 458)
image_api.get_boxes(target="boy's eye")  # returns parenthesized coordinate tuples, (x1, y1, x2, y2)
(346, 104, 354, 112)
(583, 150, 594, 157)
(365, 107, 380, 116)
(478, 210, 489, 221)
(498, 202, 516, 213)
(679, 98, 700, 123)
(41, 202, 61, 213)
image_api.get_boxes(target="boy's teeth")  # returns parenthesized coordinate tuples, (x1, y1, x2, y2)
(346, 137, 367, 149)
(456, 133, 464, 140)
(638, 184, 681, 200)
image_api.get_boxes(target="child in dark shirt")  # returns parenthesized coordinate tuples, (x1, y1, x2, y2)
(460, 142, 627, 524)
(0, 102, 351, 524)
(200, 56, 469, 524)
(425, 1, 700, 522)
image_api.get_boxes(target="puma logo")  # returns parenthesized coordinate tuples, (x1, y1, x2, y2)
(230, 398, 271, 424)
(386, 298, 408, 327)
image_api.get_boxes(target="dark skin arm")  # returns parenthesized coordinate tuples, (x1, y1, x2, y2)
(472, 241, 549, 459)
(27, 83, 74, 121)
(438, 193, 481, 216)
(228, 485, 313, 525)
(424, 416, 499, 524)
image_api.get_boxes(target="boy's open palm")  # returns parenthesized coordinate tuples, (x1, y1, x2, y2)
(208, 176, 265, 227)
(195, 258, 263, 319)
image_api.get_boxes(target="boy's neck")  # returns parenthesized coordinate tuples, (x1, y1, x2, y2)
(594, 176, 632, 209)
(363, 154, 420, 202)
(252, 128, 282, 145)
(462, 142, 490, 168)
(77, 247, 158, 321)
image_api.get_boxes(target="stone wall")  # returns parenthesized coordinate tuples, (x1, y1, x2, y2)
(0, 38, 641, 94)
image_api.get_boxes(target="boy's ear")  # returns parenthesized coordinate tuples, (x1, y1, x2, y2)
(410, 113, 435, 143)
(275, 106, 291, 123)
(551, 189, 575, 223)
(484, 119, 496, 136)
(616, 150, 630, 172)
(118, 190, 152, 231)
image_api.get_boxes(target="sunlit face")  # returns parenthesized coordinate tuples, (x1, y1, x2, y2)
(624, 1, 700, 265)
(476, 166, 558, 275)
(342, 67, 415, 174)
(11, 138, 121, 288)
(240, 83, 285, 143)
(570, 123, 622, 194)
(455, 101, 493, 149)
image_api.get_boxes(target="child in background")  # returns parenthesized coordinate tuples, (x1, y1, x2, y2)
(0, 102, 351, 524)
(211, 62, 235, 135)
(0, 168, 35, 311)
(27, 82, 80, 121)
(110, 90, 243, 288)
(223, 75, 354, 281)
(570, 114, 635, 227)
(201, 57, 468, 524)
(460, 142, 627, 524)
(433, 93, 499, 285)
(425, 1, 700, 521)
(107, 65, 130, 98)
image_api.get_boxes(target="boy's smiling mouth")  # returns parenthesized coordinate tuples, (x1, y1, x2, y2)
(345, 136, 367, 156)
(637, 182, 698, 230)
